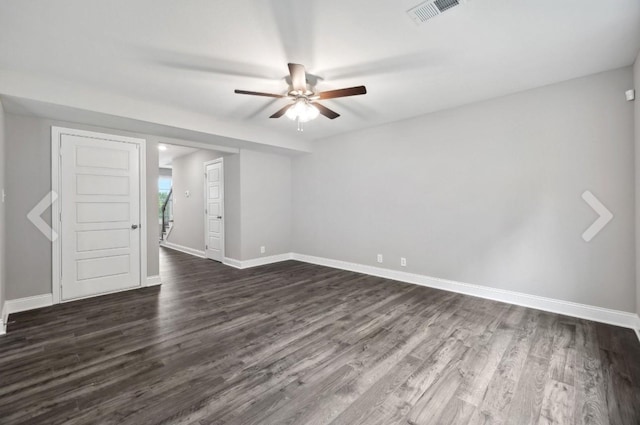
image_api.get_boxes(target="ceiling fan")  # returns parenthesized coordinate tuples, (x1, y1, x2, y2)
(234, 63, 367, 130)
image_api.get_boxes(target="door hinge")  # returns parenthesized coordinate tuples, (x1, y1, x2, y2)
(205, 245, 208, 249)
(59, 212, 62, 222)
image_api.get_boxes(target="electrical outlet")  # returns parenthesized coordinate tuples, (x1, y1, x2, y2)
(401, 257, 407, 267)
(377, 254, 383, 263)
(260, 246, 266, 254)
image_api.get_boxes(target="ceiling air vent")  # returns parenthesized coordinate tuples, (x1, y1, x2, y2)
(407, 0, 461, 24)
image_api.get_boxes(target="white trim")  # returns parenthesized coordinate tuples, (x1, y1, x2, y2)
(223, 253, 293, 269)
(290, 253, 640, 331)
(0, 302, 8, 335)
(51, 126, 148, 304)
(146, 275, 162, 286)
(203, 158, 225, 262)
(140, 139, 148, 292)
(4, 294, 54, 316)
(161, 241, 206, 258)
(52, 128, 61, 304)
(222, 257, 244, 269)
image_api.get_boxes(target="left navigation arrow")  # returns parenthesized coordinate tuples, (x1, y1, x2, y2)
(27, 191, 59, 242)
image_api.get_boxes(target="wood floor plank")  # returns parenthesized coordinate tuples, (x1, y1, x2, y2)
(506, 353, 550, 425)
(574, 321, 611, 425)
(455, 326, 514, 407)
(438, 397, 477, 425)
(548, 322, 576, 386)
(245, 290, 457, 425)
(598, 348, 637, 425)
(404, 350, 472, 424)
(537, 379, 575, 425)
(468, 309, 540, 425)
(0, 247, 638, 425)
(353, 318, 472, 423)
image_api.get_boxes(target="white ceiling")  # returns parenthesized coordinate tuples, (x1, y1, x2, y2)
(158, 144, 199, 168)
(0, 0, 639, 145)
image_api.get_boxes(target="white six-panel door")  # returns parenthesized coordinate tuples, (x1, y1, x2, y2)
(60, 134, 142, 300)
(204, 160, 224, 262)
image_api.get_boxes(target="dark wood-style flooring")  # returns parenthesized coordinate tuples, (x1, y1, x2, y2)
(1, 247, 639, 424)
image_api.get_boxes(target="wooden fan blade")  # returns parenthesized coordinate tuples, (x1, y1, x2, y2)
(235, 89, 286, 98)
(312, 102, 340, 120)
(288, 63, 307, 92)
(270, 104, 293, 119)
(318, 86, 367, 100)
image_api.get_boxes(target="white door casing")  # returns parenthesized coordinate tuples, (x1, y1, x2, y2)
(52, 127, 147, 303)
(204, 159, 224, 262)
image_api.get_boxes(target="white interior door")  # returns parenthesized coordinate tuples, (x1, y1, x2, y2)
(60, 134, 141, 300)
(205, 160, 224, 262)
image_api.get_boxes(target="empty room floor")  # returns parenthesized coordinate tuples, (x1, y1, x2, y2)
(0, 247, 639, 425)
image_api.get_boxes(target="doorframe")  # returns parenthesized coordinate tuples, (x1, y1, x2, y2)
(51, 126, 149, 304)
(203, 158, 225, 261)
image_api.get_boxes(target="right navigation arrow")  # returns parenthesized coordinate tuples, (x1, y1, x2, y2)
(581, 190, 613, 242)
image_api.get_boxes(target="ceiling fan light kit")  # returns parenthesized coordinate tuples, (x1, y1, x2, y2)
(286, 98, 319, 122)
(234, 63, 367, 131)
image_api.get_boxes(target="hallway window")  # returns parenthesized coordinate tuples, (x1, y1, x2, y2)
(159, 174, 172, 218)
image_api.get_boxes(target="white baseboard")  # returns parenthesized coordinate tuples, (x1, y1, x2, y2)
(160, 241, 206, 258)
(223, 253, 293, 269)
(146, 275, 162, 286)
(223, 257, 243, 269)
(291, 253, 640, 332)
(4, 294, 53, 317)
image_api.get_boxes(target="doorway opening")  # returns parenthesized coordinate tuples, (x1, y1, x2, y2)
(157, 142, 233, 263)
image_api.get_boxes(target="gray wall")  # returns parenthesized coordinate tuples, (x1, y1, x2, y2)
(635, 52, 640, 317)
(4, 114, 160, 299)
(166, 149, 226, 252)
(240, 149, 292, 260)
(0, 100, 5, 317)
(146, 137, 159, 279)
(292, 67, 636, 312)
(225, 154, 242, 260)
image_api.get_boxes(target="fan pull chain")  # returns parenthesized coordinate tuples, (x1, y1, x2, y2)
(297, 119, 304, 132)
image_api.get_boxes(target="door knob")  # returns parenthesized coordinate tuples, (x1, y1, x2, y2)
(131, 224, 139, 229)
(217, 216, 222, 219)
